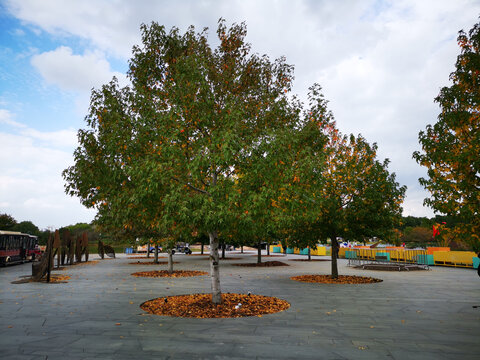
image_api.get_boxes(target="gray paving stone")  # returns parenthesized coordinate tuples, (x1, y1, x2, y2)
(1, 253, 480, 359)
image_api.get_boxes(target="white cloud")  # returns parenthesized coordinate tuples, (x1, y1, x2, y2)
(0, 110, 95, 229)
(0, 108, 27, 128)
(1, 108, 77, 149)
(31, 46, 127, 93)
(4, 0, 480, 220)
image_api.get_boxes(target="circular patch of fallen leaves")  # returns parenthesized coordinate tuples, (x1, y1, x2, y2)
(140, 293, 290, 318)
(128, 261, 179, 265)
(41, 274, 71, 283)
(73, 260, 99, 267)
(127, 256, 166, 259)
(291, 275, 382, 284)
(11, 274, 71, 284)
(131, 270, 208, 278)
(233, 261, 289, 267)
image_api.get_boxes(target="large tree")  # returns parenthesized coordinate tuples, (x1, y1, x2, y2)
(413, 21, 480, 252)
(321, 132, 405, 278)
(64, 20, 304, 304)
(296, 89, 406, 278)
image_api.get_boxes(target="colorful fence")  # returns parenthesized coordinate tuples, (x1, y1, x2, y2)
(432, 251, 477, 267)
(339, 247, 478, 269)
(269, 245, 327, 256)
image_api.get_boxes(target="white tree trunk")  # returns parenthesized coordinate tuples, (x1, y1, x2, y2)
(209, 231, 222, 304)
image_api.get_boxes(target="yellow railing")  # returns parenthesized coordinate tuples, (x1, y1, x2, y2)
(339, 247, 477, 268)
(433, 251, 477, 267)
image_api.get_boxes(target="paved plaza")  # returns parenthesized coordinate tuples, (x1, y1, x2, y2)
(1, 252, 479, 359)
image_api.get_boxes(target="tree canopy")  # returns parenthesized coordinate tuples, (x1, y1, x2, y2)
(64, 19, 407, 294)
(309, 124, 406, 277)
(63, 20, 316, 303)
(413, 21, 480, 252)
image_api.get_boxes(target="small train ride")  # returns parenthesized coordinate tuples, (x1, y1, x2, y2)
(0, 230, 40, 266)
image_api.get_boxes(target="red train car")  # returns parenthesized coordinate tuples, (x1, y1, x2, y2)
(0, 231, 39, 266)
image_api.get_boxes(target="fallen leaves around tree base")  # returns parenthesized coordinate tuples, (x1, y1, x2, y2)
(72, 260, 99, 267)
(291, 275, 382, 284)
(140, 293, 290, 318)
(12, 274, 71, 284)
(131, 270, 208, 278)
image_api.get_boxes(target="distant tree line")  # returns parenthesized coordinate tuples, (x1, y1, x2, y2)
(397, 215, 471, 250)
(0, 213, 102, 246)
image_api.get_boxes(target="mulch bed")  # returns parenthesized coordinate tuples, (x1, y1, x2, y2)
(12, 274, 71, 284)
(233, 261, 289, 267)
(140, 293, 290, 318)
(291, 275, 382, 284)
(72, 260, 99, 266)
(131, 270, 208, 278)
(289, 259, 331, 262)
(128, 261, 179, 265)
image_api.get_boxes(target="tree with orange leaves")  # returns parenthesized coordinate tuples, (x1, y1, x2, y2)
(414, 21, 480, 253)
(290, 85, 406, 278)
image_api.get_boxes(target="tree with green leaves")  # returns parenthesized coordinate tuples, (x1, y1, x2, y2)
(324, 133, 406, 278)
(413, 21, 480, 252)
(0, 213, 17, 230)
(64, 20, 306, 304)
(294, 89, 406, 278)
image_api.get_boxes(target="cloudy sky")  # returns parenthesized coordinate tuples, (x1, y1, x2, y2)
(0, 0, 478, 230)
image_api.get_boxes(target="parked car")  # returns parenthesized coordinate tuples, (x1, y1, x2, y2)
(173, 243, 192, 254)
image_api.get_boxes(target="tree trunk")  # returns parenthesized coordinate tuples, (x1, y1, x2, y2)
(267, 243, 270, 256)
(330, 234, 339, 279)
(154, 245, 159, 264)
(257, 241, 262, 264)
(147, 246, 150, 258)
(221, 242, 226, 259)
(201, 243, 204, 255)
(241, 245, 243, 254)
(209, 231, 222, 304)
(167, 249, 173, 274)
(308, 246, 311, 261)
